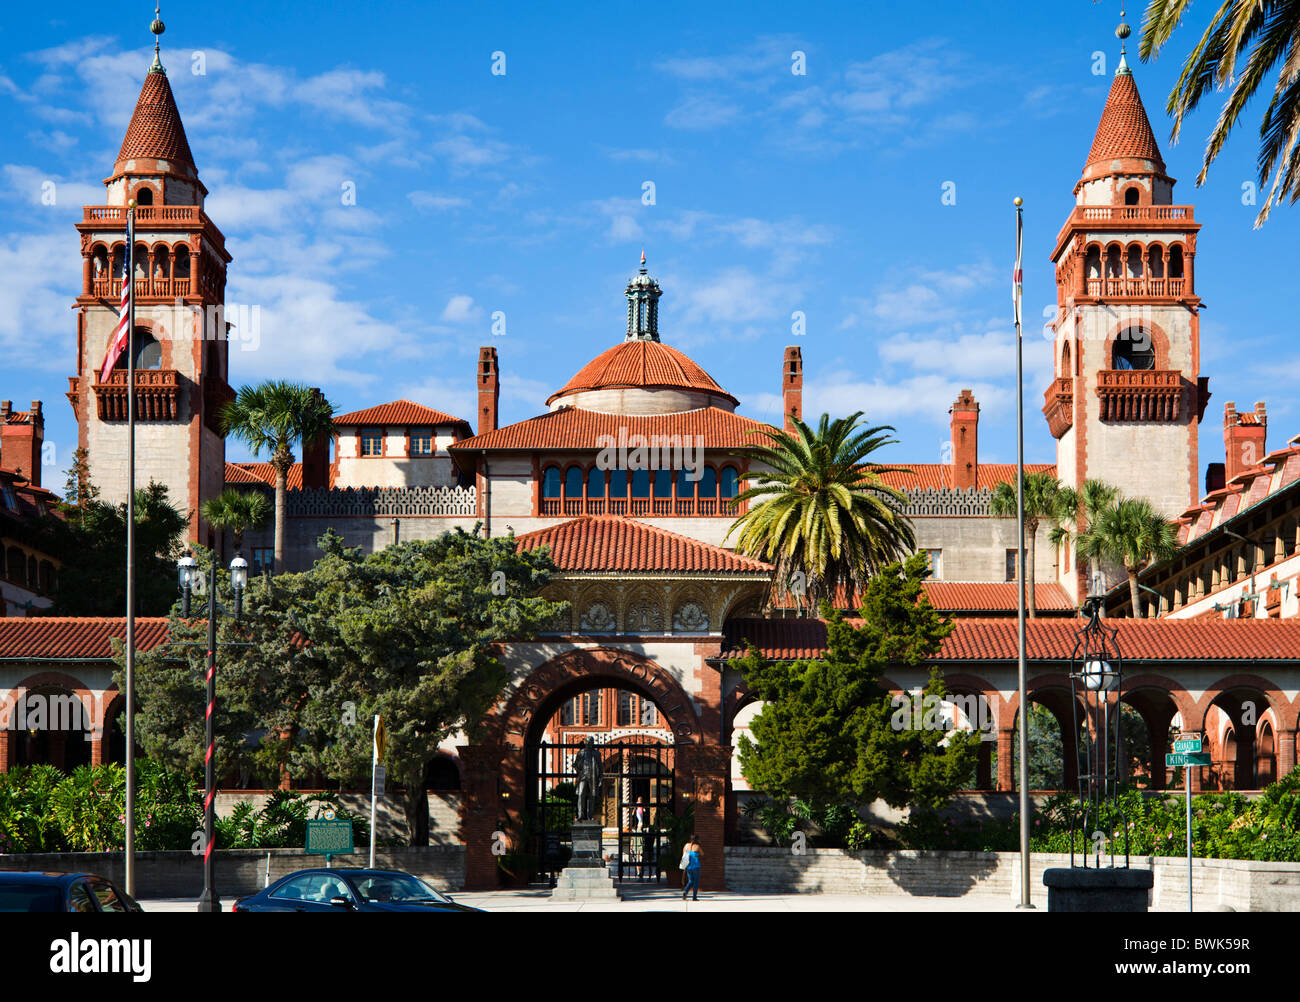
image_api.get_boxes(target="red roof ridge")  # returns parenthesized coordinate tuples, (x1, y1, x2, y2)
(333, 399, 471, 429)
(115, 71, 197, 177)
(517, 515, 772, 574)
(1085, 70, 1165, 172)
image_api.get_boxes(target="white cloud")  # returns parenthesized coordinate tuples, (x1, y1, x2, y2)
(440, 295, 482, 324)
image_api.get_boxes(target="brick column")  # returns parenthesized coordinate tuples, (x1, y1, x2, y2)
(458, 742, 508, 890)
(1277, 729, 1296, 780)
(678, 744, 730, 891)
(996, 727, 1014, 790)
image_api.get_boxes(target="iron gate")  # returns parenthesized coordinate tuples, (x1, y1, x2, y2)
(527, 735, 675, 884)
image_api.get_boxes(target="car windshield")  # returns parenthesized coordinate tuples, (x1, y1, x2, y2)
(0, 884, 64, 912)
(351, 873, 451, 904)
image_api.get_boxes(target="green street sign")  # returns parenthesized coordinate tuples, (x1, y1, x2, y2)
(305, 819, 354, 857)
(1173, 738, 1202, 753)
(1166, 752, 1212, 768)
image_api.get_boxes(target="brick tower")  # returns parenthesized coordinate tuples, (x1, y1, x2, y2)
(68, 14, 231, 544)
(1044, 42, 1208, 596)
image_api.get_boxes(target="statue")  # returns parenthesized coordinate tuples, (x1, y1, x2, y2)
(574, 735, 603, 822)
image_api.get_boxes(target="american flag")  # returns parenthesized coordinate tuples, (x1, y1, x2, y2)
(99, 211, 134, 383)
(1012, 206, 1023, 329)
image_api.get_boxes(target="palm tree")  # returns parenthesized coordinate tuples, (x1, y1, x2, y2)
(1140, 0, 1300, 226)
(1076, 495, 1179, 618)
(989, 472, 1075, 618)
(725, 412, 916, 614)
(1049, 478, 1121, 592)
(200, 488, 271, 556)
(219, 382, 335, 573)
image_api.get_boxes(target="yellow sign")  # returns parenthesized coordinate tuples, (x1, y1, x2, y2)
(374, 714, 386, 762)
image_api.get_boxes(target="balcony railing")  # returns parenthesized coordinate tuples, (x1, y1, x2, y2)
(540, 497, 741, 518)
(1095, 369, 1183, 422)
(1042, 376, 1074, 439)
(83, 205, 204, 225)
(91, 277, 193, 299)
(1084, 277, 1186, 298)
(1075, 206, 1193, 223)
(89, 370, 184, 421)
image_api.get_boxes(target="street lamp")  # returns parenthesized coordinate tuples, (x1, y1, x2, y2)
(1067, 594, 1127, 868)
(177, 548, 246, 913)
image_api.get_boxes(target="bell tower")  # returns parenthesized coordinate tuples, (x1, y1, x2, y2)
(69, 7, 232, 544)
(1045, 11, 1207, 598)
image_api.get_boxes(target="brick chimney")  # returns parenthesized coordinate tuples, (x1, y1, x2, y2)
(0, 400, 44, 487)
(782, 346, 803, 434)
(949, 389, 979, 490)
(1224, 401, 1267, 482)
(478, 346, 499, 435)
(300, 387, 332, 489)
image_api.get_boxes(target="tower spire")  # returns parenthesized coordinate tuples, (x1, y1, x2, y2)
(1116, 3, 1131, 75)
(149, 3, 166, 75)
(625, 252, 662, 342)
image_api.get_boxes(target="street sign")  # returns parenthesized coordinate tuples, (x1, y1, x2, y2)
(305, 819, 354, 858)
(374, 715, 386, 761)
(1173, 738, 1202, 753)
(372, 765, 386, 797)
(1166, 751, 1211, 767)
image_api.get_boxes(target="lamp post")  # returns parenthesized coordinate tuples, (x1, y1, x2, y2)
(178, 549, 246, 913)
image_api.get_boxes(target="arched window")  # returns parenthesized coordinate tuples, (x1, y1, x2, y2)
(587, 467, 605, 498)
(172, 245, 191, 278)
(111, 246, 125, 280)
(542, 467, 562, 498)
(653, 469, 672, 498)
(27, 556, 37, 590)
(133, 330, 162, 370)
(92, 246, 108, 278)
(1126, 245, 1143, 279)
(1061, 341, 1072, 377)
(133, 244, 148, 279)
(1085, 246, 1101, 280)
(699, 466, 717, 498)
(1112, 328, 1155, 370)
(1124, 187, 1140, 205)
(676, 468, 695, 499)
(6, 546, 24, 586)
(608, 469, 627, 497)
(1168, 245, 1185, 279)
(631, 469, 650, 498)
(153, 246, 170, 280)
(1147, 245, 1165, 279)
(135, 187, 154, 206)
(719, 466, 739, 498)
(564, 466, 584, 498)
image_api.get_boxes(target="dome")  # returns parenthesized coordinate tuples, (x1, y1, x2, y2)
(546, 340, 738, 414)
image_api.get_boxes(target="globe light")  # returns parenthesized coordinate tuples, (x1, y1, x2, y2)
(177, 550, 197, 592)
(1083, 659, 1116, 691)
(229, 554, 248, 593)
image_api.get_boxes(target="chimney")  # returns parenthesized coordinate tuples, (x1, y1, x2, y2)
(782, 346, 803, 434)
(1224, 401, 1267, 482)
(478, 346, 499, 435)
(300, 387, 332, 489)
(0, 399, 44, 487)
(1205, 462, 1225, 496)
(949, 389, 979, 490)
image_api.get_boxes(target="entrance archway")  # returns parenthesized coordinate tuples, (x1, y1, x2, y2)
(459, 647, 727, 891)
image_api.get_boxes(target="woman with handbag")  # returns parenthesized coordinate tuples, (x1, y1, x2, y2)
(681, 835, 701, 901)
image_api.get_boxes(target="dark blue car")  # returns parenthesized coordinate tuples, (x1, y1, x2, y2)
(232, 868, 480, 913)
(0, 871, 144, 912)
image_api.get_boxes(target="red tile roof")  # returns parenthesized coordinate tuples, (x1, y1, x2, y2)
(115, 71, 196, 176)
(922, 582, 1074, 613)
(1180, 445, 1300, 546)
(1086, 69, 1165, 170)
(516, 516, 771, 574)
(876, 463, 1056, 491)
(0, 617, 170, 660)
(547, 341, 737, 406)
(333, 400, 471, 432)
(452, 405, 774, 452)
(225, 462, 304, 490)
(719, 616, 1300, 663)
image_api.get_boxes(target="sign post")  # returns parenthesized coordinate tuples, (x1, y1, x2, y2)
(305, 814, 354, 869)
(1166, 738, 1209, 912)
(370, 715, 385, 869)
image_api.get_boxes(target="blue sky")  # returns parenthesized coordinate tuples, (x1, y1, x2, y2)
(2, 1, 1295, 489)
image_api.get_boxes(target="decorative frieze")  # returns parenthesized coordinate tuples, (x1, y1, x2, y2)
(287, 485, 477, 517)
(900, 487, 993, 517)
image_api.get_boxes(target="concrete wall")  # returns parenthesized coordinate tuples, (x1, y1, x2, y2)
(723, 847, 1300, 910)
(211, 790, 463, 847)
(0, 846, 466, 898)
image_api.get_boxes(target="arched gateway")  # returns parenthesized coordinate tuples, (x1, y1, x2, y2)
(459, 648, 731, 891)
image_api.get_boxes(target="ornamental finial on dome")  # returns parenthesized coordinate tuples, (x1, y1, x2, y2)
(625, 251, 662, 342)
(149, 2, 166, 75)
(1115, 2, 1131, 75)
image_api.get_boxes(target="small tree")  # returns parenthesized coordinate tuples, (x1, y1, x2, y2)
(1077, 495, 1179, 618)
(989, 471, 1075, 617)
(200, 487, 271, 554)
(735, 553, 978, 812)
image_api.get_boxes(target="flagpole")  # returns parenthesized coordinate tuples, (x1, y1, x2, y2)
(1013, 196, 1033, 909)
(124, 200, 137, 897)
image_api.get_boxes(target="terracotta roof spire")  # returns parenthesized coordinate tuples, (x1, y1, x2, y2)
(1082, 6, 1165, 177)
(149, 2, 166, 75)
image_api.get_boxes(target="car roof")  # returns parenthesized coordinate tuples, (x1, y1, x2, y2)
(0, 871, 97, 883)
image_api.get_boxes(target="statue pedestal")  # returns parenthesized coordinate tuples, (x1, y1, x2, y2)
(1042, 867, 1153, 912)
(552, 821, 620, 901)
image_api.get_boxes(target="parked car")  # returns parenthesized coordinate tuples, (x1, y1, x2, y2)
(232, 868, 481, 913)
(0, 871, 143, 913)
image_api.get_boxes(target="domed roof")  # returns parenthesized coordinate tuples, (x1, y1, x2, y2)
(1084, 69, 1165, 174)
(546, 339, 737, 408)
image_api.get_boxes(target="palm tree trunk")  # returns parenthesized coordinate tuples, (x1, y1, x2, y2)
(1128, 570, 1143, 619)
(1025, 519, 1038, 618)
(273, 466, 288, 573)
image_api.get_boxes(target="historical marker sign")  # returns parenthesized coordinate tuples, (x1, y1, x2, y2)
(305, 819, 354, 857)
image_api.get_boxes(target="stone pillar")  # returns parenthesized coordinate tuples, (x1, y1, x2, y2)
(996, 727, 1014, 791)
(1277, 729, 1296, 780)
(458, 742, 508, 890)
(678, 744, 730, 891)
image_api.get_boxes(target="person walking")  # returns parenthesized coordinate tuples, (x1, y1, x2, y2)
(681, 835, 701, 901)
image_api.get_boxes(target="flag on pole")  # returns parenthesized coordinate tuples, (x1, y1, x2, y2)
(99, 213, 134, 382)
(1012, 207, 1024, 329)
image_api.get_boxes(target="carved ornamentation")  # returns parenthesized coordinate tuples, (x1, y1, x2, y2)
(579, 600, 616, 633)
(672, 600, 709, 633)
